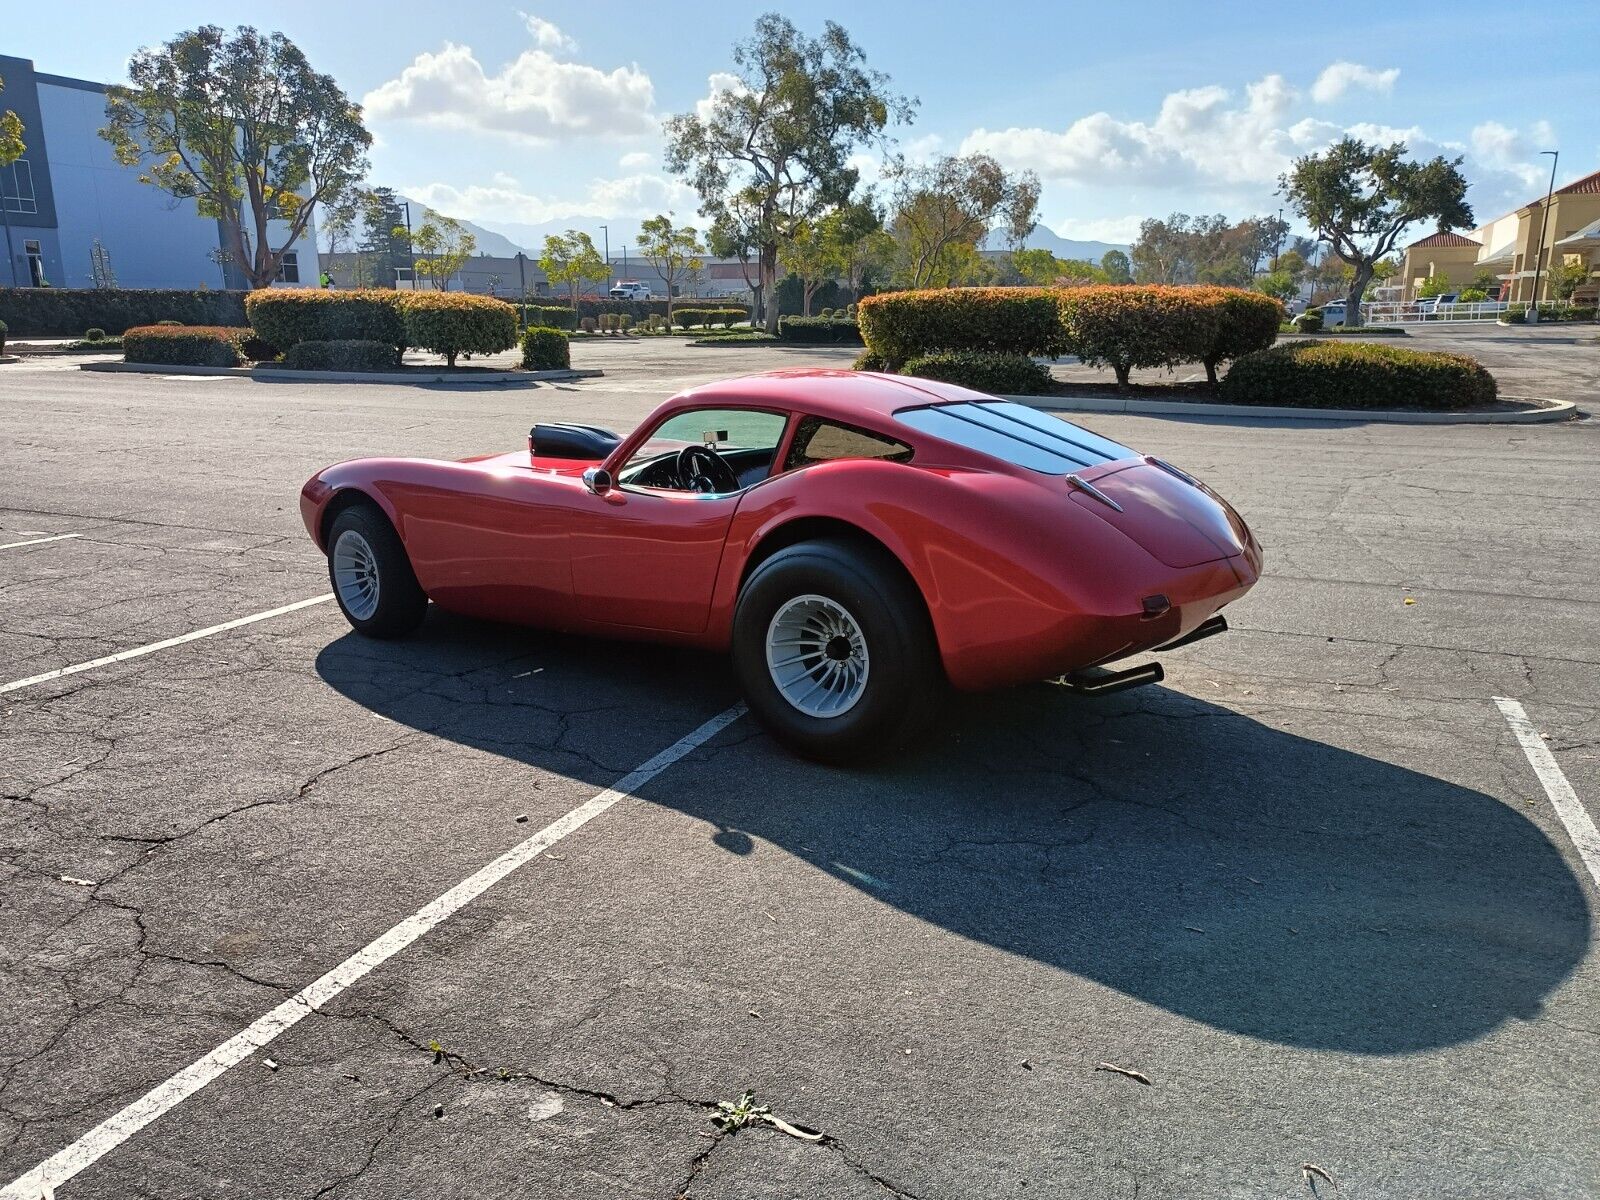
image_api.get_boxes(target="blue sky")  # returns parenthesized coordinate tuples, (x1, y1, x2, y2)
(9, 1, 1598, 247)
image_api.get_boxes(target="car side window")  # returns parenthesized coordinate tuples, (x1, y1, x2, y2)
(783, 417, 913, 472)
(619, 408, 789, 494)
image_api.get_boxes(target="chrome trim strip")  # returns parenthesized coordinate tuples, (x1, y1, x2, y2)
(1067, 474, 1124, 512)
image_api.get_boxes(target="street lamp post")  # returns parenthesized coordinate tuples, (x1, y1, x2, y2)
(1528, 150, 1558, 324)
(599, 225, 610, 289)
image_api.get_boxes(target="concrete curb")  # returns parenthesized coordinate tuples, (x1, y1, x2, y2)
(1003, 392, 1579, 425)
(79, 362, 601, 385)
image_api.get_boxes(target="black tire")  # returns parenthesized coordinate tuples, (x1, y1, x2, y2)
(732, 538, 943, 763)
(326, 503, 428, 639)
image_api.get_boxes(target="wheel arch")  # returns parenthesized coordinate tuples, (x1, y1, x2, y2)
(319, 487, 401, 550)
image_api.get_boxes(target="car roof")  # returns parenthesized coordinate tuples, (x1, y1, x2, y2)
(667, 368, 981, 425)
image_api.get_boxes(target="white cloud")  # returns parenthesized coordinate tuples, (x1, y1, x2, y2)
(1052, 215, 1146, 244)
(618, 150, 655, 169)
(694, 71, 746, 123)
(363, 40, 654, 142)
(961, 71, 1314, 188)
(401, 173, 698, 225)
(1310, 62, 1399, 104)
(520, 13, 576, 53)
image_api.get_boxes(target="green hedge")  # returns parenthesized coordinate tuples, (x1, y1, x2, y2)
(122, 325, 250, 368)
(1195, 288, 1283, 385)
(1220, 340, 1496, 409)
(399, 293, 518, 366)
(901, 351, 1054, 396)
(1058, 285, 1228, 388)
(1291, 310, 1324, 333)
(245, 289, 405, 350)
(0, 288, 248, 336)
(522, 305, 577, 330)
(279, 340, 401, 372)
(778, 316, 863, 344)
(858, 287, 1067, 367)
(520, 326, 571, 371)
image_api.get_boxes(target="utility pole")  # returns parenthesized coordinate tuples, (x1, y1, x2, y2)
(600, 225, 610, 288)
(1528, 150, 1558, 323)
(516, 251, 527, 303)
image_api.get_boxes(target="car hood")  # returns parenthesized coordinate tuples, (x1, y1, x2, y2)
(1069, 460, 1248, 568)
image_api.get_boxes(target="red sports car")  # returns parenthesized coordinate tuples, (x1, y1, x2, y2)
(301, 369, 1261, 761)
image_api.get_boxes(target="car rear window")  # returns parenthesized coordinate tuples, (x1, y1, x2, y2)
(895, 401, 1136, 474)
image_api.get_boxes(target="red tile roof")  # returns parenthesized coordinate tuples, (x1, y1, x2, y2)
(1408, 231, 1479, 249)
(1557, 168, 1600, 196)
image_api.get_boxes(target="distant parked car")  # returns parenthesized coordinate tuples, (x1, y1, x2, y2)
(609, 281, 652, 300)
(1317, 301, 1346, 326)
(1425, 293, 1459, 310)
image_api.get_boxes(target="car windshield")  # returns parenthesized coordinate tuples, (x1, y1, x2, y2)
(895, 401, 1136, 475)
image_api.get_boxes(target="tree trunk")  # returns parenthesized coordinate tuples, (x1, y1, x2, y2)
(760, 240, 780, 334)
(1344, 264, 1375, 329)
(803, 282, 817, 317)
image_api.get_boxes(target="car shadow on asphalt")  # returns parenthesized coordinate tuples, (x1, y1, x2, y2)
(316, 611, 1591, 1057)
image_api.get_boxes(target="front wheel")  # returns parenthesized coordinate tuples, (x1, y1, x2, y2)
(326, 504, 428, 638)
(732, 539, 943, 763)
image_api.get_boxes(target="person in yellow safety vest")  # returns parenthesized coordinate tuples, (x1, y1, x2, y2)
(319, 271, 333, 289)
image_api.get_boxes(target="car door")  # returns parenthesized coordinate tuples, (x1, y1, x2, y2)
(569, 407, 789, 635)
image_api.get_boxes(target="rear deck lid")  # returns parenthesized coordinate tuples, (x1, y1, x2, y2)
(1070, 461, 1246, 567)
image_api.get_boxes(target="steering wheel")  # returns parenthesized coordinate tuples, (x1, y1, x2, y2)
(676, 444, 740, 494)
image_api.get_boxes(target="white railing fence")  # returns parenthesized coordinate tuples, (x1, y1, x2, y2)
(1361, 300, 1510, 324)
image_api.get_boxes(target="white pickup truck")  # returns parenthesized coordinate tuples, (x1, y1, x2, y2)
(608, 281, 652, 300)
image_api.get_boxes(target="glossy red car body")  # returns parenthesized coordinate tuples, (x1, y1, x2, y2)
(300, 369, 1262, 690)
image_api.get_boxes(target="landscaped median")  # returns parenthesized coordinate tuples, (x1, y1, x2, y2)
(853, 284, 1569, 421)
(81, 289, 596, 384)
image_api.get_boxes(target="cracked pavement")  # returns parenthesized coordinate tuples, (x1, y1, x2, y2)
(1, 338, 1598, 1197)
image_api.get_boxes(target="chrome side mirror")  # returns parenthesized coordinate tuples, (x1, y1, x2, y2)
(582, 466, 613, 495)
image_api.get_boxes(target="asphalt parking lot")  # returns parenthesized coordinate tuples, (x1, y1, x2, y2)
(2, 337, 1598, 1198)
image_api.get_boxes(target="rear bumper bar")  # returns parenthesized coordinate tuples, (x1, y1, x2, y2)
(1154, 613, 1228, 653)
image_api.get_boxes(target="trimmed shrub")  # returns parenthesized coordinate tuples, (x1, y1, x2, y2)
(1193, 287, 1282, 386)
(523, 305, 577, 331)
(707, 307, 746, 329)
(157, 319, 182, 325)
(1220, 340, 1496, 410)
(853, 350, 889, 372)
(398, 292, 518, 367)
(279, 340, 401, 372)
(1291, 310, 1324, 333)
(1058, 285, 1226, 389)
(778, 315, 864, 344)
(520, 326, 572, 370)
(674, 308, 708, 330)
(618, 313, 633, 333)
(122, 325, 249, 367)
(1500, 304, 1527, 325)
(858, 287, 1067, 367)
(0, 287, 247, 336)
(0, 317, 8, 354)
(84, 327, 108, 342)
(245, 289, 405, 351)
(579, 316, 598, 333)
(901, 351, 1054, 396)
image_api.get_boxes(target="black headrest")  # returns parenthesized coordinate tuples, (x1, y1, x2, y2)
(529, 423, 622, 460)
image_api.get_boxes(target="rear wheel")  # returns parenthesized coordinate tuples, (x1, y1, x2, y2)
(326, 504, 428, 638)
(732, 539, 942, 763)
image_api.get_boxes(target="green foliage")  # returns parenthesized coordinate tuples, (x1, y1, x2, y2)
(1469, 270, 1498, 293)
(0, 74, 26, 172)
(674, 308, 708, 330)
(1280, 136, 1472, 327)
(1100, 249, 1132, 284)
(519, 326, 571, 370)
(400, 211, 476, 290)
(83, 328, 108, 342)
(122, 325, 250, 367)
(1416, 274, 1454, 299)
(663, 14, 915, 330)
(1253, 271, 1297, 300)
(1055, 285, 1229, 388)
(777, 315, 863, 344)
(901, 350, 1054, 395)
(890, 154, 1040, 288)
(1500, 304, 1527, 324)
(1456, 287, 1489, 302)
(398, 293, 518, 367)
(1197, 288, 1284, 385)
(857, 287, 1067, 367)
(522, 305, 577, 330)
(279, 340, 401, 371)
(244, 289, 405, 349)
(100, 26, 370, 289)
(1292, 310, 1324, 333)
(1549, 259, 1587, 303)
(539, 231, 608, 307)
(1221, 340, 1495, 409)
(579, 316, 598, 333)
(852, 349, 888, 371)
(0, 288, 247, 336)
(705, 307, 748, 328)
(637, 215, 706, 316)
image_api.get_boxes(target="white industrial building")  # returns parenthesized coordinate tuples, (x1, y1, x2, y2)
(1, 52, 315, 291)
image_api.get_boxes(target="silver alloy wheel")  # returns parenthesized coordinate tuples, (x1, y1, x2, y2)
(332, 528, 381, 621)
(765, 593, 871, 719)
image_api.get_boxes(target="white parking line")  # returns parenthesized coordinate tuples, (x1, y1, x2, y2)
(1495, 697, 1600, 892)
(0, 702, 746, 1200)
(0, 595, 334, 697)
(0, 532, 81, 551)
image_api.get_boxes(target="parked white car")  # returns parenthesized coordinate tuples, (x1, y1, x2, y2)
(608, 281, 652, 300)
